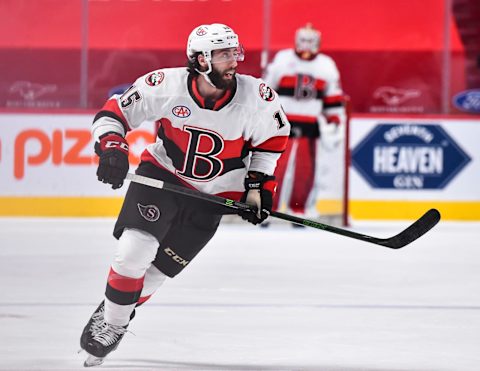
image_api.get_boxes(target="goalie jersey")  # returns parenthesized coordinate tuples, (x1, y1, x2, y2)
(263, 49, 345, 137)
(91, 67, 290, 200)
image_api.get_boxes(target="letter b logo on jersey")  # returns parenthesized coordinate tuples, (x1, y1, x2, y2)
(177, 126, 224, 181)
(295, 74, 316, 100)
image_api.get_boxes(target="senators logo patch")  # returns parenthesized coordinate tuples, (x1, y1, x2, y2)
(145, 71, 165, 86)
(259, 83, 275, 102)
(172, 105, 191, 118)
(137, 203, 160, 222)
(196, 27, 208, 36)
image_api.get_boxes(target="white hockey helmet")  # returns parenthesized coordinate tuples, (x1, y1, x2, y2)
(295, 23, 321, 56)
(187, 24, 244, 68)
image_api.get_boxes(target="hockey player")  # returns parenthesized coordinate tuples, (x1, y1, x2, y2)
(79, 23, 290, 367)
(263, 23, 346, 222)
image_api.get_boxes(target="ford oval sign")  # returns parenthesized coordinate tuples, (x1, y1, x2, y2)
(351, 123, 471, 189)
(453, 90, 480, 113)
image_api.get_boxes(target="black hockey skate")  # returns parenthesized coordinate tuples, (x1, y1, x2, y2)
(83, 321, 128, 367)
(80, 301, 135, 367)
(80, 301, 105, 351)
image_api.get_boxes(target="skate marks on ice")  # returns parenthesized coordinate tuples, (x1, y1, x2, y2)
(2, 299, 479, 371)
(0, 218, 480, 370)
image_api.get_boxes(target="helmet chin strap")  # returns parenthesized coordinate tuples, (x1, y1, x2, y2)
(196, 71, 217, 88)
(195, 58, 218, 89)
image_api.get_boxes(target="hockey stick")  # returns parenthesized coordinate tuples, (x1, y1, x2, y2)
(126, 173, 440, 249)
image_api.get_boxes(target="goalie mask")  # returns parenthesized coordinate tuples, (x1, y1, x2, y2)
(187, 23, 244, 87)
(295, 23, 321, 60)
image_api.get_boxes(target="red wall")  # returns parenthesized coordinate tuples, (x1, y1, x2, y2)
(0, 0, 467, 112)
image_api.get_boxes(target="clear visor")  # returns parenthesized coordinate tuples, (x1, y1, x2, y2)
(210, 45, 245, 64)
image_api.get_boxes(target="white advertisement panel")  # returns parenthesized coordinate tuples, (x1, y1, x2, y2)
(0, 113, 155, 196)
(349, 116, 480, 220)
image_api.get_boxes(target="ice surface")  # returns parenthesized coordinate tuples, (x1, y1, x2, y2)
(0, 217, 479, 370)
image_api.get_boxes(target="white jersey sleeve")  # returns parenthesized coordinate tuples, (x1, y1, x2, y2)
(91, 69, 170, 140)
(238, 76, 290, 175)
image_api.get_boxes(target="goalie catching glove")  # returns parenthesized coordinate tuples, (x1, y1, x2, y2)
(239, 171, 277, 225)
(94, 132, 129, 189)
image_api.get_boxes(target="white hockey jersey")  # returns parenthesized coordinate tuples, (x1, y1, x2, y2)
(92, 67, 290, 199)
(263, 49, 345, 137)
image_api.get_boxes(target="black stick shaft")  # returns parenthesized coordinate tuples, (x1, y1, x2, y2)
(125, 173, 440, 249)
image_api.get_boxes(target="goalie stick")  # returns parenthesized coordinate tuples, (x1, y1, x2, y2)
(126, 173, 440, 249)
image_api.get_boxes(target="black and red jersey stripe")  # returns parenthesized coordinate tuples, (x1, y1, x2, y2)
(155, 118, 287, 177)
(93, 99, 131, 133)
(156, 118, 248, 177)
(323, 94, 345, 109)
(277, 75, 327, 99)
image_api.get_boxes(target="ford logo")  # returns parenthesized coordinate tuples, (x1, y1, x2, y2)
(453, 90, 480, 113)
(172, 105, 191, 118)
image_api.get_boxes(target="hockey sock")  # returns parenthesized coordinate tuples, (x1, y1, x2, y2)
(105, 267, 145, 326)
(137, 265, 167, 306)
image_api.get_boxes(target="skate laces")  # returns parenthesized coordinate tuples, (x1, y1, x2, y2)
(92, 324, 127, 346)
(90, 304, 106, 336)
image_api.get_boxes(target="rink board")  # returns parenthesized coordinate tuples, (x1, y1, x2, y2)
(0, 112, 479, 220)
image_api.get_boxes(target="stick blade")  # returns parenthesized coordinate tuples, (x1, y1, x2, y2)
(379, 208, 441, 249)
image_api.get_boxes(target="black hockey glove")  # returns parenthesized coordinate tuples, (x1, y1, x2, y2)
(239, 171, 277, 225)
(94, 132, 129, 189)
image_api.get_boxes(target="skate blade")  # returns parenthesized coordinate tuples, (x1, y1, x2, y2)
(84, 354, 105, 367)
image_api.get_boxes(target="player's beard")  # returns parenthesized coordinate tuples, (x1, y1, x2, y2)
(209, 66, 236, 90)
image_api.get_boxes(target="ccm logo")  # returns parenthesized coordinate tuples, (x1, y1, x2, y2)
(13, 129, 154, 179)
(105, 140, 129, 151)
(164, 247, 189, 267)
